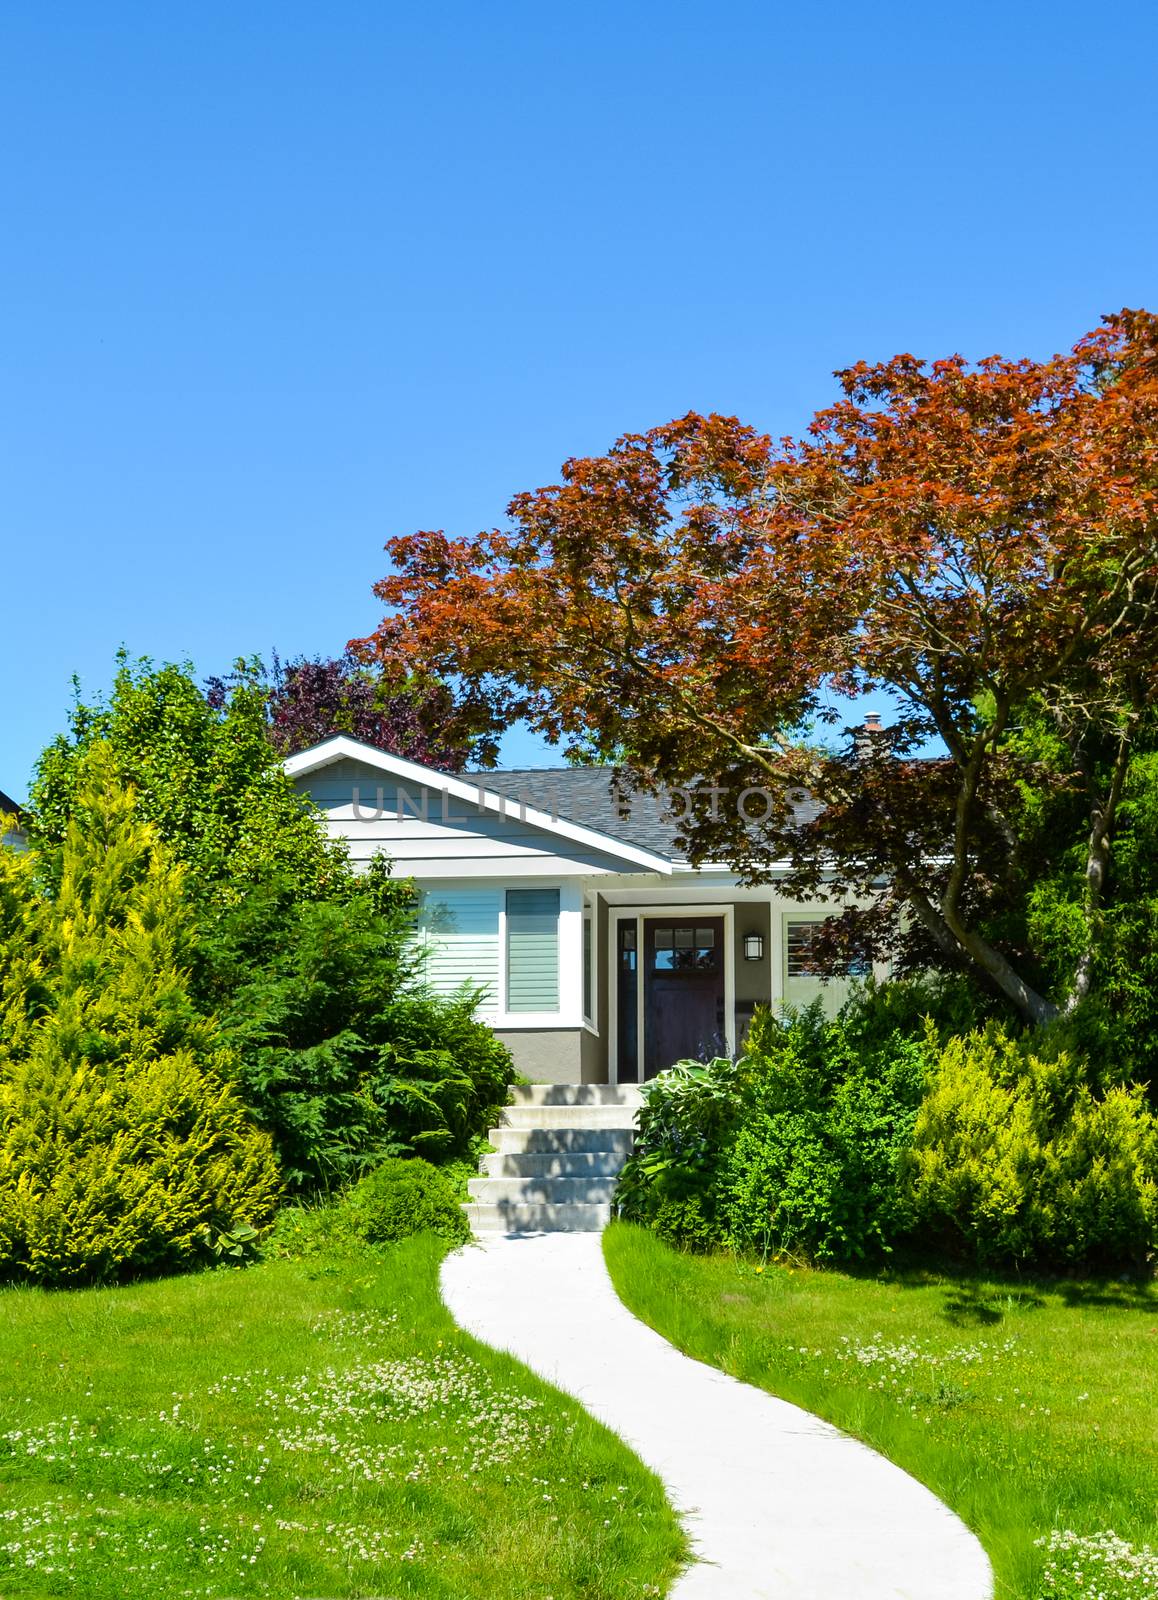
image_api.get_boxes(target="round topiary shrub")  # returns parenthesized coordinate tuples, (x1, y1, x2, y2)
(347, 1156, 469, 1247)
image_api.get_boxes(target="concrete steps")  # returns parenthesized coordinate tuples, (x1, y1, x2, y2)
(469, 1175, 618, 1206)
(466, 1082, 642, 1236)
(510, 1083, 642, 1107)
(481, 1149, 625, 1178)
(463, 1200, 612, 1233)
(487, 1126, 635, 1156)
(500, 1103, 640, 1130)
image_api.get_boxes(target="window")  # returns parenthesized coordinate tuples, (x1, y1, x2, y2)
(786, 919, 823, 978)
(505, 888, 560, 1013)
(652, 924, 717, 972)
(418, 889, 500, 1009)
(786, 918, 870, 979)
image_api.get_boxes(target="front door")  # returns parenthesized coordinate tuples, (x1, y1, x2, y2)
(642, 917, 726, 1078)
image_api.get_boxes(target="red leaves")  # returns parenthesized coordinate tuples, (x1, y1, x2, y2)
(355, 308, 1158, 800)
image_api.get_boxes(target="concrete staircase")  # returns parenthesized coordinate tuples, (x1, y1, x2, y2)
(465, 1083, 643, 1235)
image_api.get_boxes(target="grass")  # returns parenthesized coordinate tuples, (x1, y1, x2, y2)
(604, 1221, 1158, 1600)
(0, 1233, 687, 1599)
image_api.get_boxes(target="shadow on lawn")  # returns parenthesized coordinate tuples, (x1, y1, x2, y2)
(1054, 1279, 1158, 1313)
(870, 1259, 1157, 1325)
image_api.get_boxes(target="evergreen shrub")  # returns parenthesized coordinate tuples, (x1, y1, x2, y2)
(0, 748, 279, 1286)
(905, 1026, 1158, 1269)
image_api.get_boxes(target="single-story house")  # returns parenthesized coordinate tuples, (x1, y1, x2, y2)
(286, 736, 883, 1085)
(0, 789, 27, 852)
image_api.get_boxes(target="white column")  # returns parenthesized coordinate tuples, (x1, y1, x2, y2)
(557, 881, 585, 1026)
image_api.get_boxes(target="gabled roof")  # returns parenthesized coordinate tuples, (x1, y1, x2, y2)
(0, 789, 23, 820)
(283, 736, 675, 875)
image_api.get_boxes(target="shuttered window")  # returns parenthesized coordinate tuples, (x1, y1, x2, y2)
(786, 917, 871, 979)
(506, 888, 560, 1013)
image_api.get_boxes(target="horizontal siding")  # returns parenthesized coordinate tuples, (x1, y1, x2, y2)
(418, 889, 500, 1010)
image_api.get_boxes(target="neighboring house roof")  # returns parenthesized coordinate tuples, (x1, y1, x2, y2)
(1, 788, 27, 851)
(283, 736, 675, 875)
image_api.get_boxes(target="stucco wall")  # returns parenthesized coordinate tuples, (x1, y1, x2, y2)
(495, 1027, 587, 1084)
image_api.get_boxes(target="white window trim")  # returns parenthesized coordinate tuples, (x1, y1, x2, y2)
(607, 903, 735, 1085)
(489, 880, 584, 1031)
(581, 895, 599, 1036)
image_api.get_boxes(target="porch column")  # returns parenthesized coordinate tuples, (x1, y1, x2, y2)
(557, 882, 585, 1026)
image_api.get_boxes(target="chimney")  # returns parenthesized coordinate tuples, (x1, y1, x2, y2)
(864, 713, 882, 733)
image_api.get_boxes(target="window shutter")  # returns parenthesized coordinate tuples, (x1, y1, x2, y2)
(506, 888, 560, 1013)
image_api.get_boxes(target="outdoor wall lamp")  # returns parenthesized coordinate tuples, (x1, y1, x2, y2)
(743, 932, 765, 962)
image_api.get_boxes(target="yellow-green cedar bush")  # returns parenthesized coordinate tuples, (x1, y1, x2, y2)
(905, 1026, 1158, 1268)
(0, 747, 279, 1285)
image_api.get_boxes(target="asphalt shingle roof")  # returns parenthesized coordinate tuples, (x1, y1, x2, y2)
(463, 767, 684, 859)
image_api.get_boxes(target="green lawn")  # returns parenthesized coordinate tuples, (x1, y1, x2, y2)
(604, 1222, 1158, 1600)
(0, 1235, 686, 1600)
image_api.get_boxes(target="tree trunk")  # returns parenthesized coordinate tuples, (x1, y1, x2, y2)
(897, 868, 1060, 1027)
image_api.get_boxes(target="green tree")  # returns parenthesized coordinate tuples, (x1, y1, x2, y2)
(29, 652, 350, 909)
(0, 747, 280, 1286)
(26, 656, 514, 1191)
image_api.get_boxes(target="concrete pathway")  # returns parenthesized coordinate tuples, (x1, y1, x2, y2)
(441, 1233, 992, 1600)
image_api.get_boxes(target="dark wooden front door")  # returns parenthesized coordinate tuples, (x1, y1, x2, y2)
(642, 917, 726, 1078)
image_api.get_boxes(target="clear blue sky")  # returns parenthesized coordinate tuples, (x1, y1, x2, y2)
(3, 2, 1156, 799)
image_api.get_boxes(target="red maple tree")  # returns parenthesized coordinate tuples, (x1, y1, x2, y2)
(358, 311, 1158, 1025)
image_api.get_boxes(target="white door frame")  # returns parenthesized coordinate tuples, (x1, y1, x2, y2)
(607, 903, 736, 1084)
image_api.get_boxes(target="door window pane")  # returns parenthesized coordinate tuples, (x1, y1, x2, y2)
(652, 922, 718, 972)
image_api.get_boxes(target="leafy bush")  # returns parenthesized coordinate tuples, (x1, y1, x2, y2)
(904, 1025, 1158, 1269)
(719, 1006, 930, 1260)
(0, 749, 279, 1286)
(615, 1056, 745, 1245)
(347, 1157, 470, 1247)
(622, 982, 1158, 1270)
(208, 878, 513, 1190)
(618, 1005, 930, 1259)
(269, 1157, 469, 1258)
(840, 973, 996, 1053)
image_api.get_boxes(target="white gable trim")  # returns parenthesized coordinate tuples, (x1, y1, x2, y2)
(283, 736, 674, 876)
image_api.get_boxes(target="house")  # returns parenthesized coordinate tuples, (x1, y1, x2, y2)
(0, 789, 27, 852)
(285, 736, 882, 1085)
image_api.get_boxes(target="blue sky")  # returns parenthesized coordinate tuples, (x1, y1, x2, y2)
(2, 2, 1156, 798)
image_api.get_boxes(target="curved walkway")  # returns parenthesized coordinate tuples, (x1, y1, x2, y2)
(441, 1233, 992, 1600)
